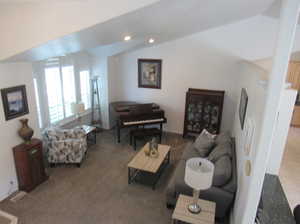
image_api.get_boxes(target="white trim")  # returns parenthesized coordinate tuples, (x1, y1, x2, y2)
(0, 210, 18, 224)
(0, 185, 18, 202)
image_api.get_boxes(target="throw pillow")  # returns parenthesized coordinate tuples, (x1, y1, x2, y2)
(208, 141, 232, 163)
(212, 155, 232, 187)
(193, 129, 216, 157)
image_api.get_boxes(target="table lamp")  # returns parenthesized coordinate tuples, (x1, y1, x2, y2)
(184, 158, 214, 214)
(71, 102, 85, 123)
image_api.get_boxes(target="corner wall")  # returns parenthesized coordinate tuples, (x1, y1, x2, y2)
(0, 63, 40, 201)
(110, 33, 241, 133)
(267, 89, 296, 175)
(232, 61, 268, 223)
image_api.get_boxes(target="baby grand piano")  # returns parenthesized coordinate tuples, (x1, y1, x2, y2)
(110, 101, 167, 143)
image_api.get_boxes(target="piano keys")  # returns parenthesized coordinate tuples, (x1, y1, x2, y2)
(110, 101, 167, 143)
(123, 118, 165, 126)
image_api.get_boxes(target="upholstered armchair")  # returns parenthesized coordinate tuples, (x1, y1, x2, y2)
(44, 127, 87, 167)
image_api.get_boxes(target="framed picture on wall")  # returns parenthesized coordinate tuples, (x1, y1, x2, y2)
(239, 88, 248, 130)
(1, 85, 29, 121)
(138, 59, 162, 89)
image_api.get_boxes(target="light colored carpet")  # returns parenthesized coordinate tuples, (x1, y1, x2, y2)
(0, 130, 226, 224)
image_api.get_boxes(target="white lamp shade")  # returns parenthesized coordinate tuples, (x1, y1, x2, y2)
(71, 102, 85, 115)
(77, 103, 85, 113)
(184, 158, 214, 190)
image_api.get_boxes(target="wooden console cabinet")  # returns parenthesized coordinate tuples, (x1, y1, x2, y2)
(13, 138, 48, 192)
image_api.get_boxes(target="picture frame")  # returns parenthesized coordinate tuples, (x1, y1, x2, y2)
(1, 85, 29, 121)
(239, 88, 248, 130)
(138, 59, 162, 89)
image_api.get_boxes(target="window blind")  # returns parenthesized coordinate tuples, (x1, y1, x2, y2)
(45, 67, 64, 123)
(80, 70, 91, 110)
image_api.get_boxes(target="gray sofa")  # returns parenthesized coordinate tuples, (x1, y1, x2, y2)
(166, 134, 237, 219)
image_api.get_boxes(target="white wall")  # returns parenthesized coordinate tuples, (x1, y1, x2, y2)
(232, 61, 268, 224)
(254, 58, 273, 73)
(110, 32, 241, 133)
(0, 63, 40, 201)
(0, 0, 159, 61)
(267, 88, 297, 175)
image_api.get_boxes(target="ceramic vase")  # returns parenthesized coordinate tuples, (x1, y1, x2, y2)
(18, 118, 34, 143)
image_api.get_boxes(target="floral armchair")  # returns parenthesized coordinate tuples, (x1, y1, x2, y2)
(44, 127, 87, 167)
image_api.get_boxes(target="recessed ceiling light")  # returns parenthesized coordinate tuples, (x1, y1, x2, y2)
(148, 38, 155, 44)
(124, 35, 131, 41)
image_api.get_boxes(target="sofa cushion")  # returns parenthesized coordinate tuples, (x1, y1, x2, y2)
(208, 141, 232, 163)
(193, 129, 216, 157)
(212, 155, 232, 187)
(181, 144, 201, 160)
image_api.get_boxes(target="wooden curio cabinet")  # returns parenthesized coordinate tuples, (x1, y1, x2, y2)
(183, 88, 225, 137)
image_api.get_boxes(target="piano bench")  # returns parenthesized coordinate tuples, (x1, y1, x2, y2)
(130, 128, 162, 150)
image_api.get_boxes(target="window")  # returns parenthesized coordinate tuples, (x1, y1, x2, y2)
(33, 78, 42, 128)
(80, 70, 91, 109)
(44, 65, 76, 123)
(45, 67, 64, 123)
(33, 56, 93, 127)
(62, 66, 76, 117)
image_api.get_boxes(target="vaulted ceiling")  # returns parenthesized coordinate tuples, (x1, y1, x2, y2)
(1, 0, 276, 62)
(0, 0, 160, 61)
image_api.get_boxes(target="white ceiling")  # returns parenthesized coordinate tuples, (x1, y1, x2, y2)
(3, 0, 275, 62)
(194, 0, 300, 61)
(192, 15, 282, 61)
(0, 0, 160, 60)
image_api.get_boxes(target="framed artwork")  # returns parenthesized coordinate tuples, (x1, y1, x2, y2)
(239, 88, 248, 130)
(138, 59, 162, 89)
(1, 85, 29, 121)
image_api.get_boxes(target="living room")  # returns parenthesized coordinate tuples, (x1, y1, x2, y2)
(0, 0, 300, 224)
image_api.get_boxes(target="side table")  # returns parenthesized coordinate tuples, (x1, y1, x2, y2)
(172, 194, 216, 224)
(77, 125, 97, 146)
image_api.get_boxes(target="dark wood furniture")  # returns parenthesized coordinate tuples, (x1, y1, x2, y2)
(110, 102, 167, 143)
(183, 88, 225, 137)
(130, 128, 162, 150)
(13, 138, 48, 192)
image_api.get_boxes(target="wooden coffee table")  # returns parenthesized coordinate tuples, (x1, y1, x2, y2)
(128, 143, 171, 189)
(172, 195, 216, 224)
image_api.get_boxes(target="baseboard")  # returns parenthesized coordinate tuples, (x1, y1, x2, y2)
(0, 210, 18, 224)
(0, 193, 7, 202)
(0, 185, 18, 202)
